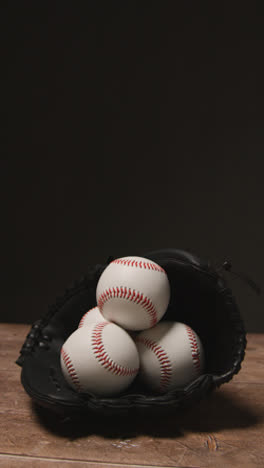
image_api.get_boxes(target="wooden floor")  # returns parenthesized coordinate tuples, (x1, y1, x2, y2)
(1, 324, 264, 468)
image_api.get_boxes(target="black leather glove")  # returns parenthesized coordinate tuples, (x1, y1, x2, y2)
(16, 248, 247, 417)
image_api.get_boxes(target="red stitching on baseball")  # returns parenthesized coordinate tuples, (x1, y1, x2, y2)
(97, 287, 158, 328)
(61, 347, 82, 391)
(112, 258, 165, 273)
(91, 322, 139, 377)
(78, 307, 98, 328)
(136, 336, 172, 392)
(185, 325, 201, 374)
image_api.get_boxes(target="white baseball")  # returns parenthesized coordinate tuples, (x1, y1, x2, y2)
(135, 321, 204, 393)
(78, 306, 109, 328)
(96, 256, 170, 331)
(60, 322, 139, 396)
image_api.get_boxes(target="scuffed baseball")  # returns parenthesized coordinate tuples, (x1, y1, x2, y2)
(135, 321, 204, 393)
(96, 256, 171, 331)
(78, 306, 109, 328)
(60, 322, 140, 396)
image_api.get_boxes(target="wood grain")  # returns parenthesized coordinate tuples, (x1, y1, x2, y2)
(0, 454, 192, 468)
(0, 457, 197, 468)
(1, 324, 264, 467)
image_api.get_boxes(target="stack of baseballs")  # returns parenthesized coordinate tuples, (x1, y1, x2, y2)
(60, 256, 205, 396)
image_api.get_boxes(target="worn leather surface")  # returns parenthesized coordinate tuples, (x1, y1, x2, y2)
(17, 249, 246, 416)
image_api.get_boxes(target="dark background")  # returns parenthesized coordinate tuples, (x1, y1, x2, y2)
(4, 2, 263, 331)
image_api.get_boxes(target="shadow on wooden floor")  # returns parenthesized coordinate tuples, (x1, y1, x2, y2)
(33, 388, 261, 439)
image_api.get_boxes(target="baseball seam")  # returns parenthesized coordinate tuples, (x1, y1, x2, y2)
(91, 322, 139, 377)
(97, 287, 158, 328)
(112, 258, 165, 273)
(185, 325, 201, 374)
(78, 307, 98, 328)
(61, 347, 82, 392)
(136, 336, 172, 392)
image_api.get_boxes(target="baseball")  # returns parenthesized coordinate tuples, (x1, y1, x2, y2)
(96, 256, 170, 331)
(135, 321, 204, 393)
(78, 306, 109, 328)
(60, 322, 140, 396)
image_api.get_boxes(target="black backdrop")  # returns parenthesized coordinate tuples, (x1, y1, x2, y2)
(4, 2, 263, 331)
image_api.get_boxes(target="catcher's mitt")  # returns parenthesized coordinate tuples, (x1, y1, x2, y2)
(16, 248, 252, 416)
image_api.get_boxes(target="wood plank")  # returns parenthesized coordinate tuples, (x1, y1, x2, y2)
(2, 324, 264, 467)
(0, 324, 30, 371)
(0, 371, 30, 414)
(233, 333, 264, 384)
(0, 323, 30, 342)
(1, 383, 264, 467)
(0, 454, 192, 468)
